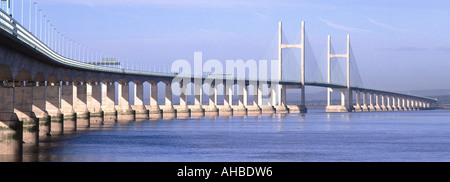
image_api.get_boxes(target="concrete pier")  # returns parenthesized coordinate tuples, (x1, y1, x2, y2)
(116, 82, 135, 121)
(191, 83, 204, 113)
(46, 82, 62, 134)
(101, 82, 117, 121)
(204, 84, 218, 113)
(219, 83, 233, 113)
(234, 84, 248, 113)
(374, 94, 382, 111)
(32, 82, 51, 137)
(354, 91, 363, 112)
(87, 82, 103, 118)
(132, 82, 149, 119)
(15, 82, 38, 145)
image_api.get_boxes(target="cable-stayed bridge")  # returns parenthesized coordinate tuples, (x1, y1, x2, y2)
(0, 2, 436, 158)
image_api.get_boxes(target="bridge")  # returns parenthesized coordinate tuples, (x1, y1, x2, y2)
(0, 3, 437, 159)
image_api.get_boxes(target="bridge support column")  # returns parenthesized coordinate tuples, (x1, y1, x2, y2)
(354, 90, 362, 112)
(234, 84, 248, 113)
(368, 93, 376, 111)
(397, 97, 404, 111)
(391, 96, 398, 111)
(205, 84, 218, 113)
(176, 81, 190, 115)
(269, 84, 277, 106)
(386, 95, 393, 111)
(101, 82, 117, 121)
(147, 82, 161, 119)
(74, 82, 89, 123)
(162, 82, 176, 118)
(132, 82, 149, 119)
(247, 84, 262, 113)
(404, 99, 410, 111)
(15, 81, 38, 146)
(32, 82, 50, 137)
(406, 99, 410, 110)
(346, 89, 353, 112)
(116, 82, 135, 121)
(361, 92, 369, 112)
(409, 99, 414, 110)
(262, 84, 275, 113)
(410, 100, 416, 110)
(325, 89, 353, 112)
(46, 82, 62, 134)
(403, 98, 407, 111)
(191, 82, 204, 113)
(412, 99, 417, 110)
(374, 94, 382, 111)
(86, 82, 103, 126)
(0, 81, 22, 161)
(275, 85, 288, 113)
(381, 95, 392, 111)
(61, 82, 76, 131)
(220, 83, 233, 113)
(87, 82, 103, 118)
(299, 84, 307, 113)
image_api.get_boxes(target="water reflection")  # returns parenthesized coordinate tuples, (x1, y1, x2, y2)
(9, 109, 450, 162)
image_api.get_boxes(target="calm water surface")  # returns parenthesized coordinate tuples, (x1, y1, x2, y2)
(27, 109, 450, 162)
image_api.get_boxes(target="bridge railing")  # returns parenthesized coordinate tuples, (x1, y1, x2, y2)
(0, 9, 180, 79)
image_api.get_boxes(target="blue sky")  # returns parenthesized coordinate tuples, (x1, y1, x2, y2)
(5, 0, 450, 92)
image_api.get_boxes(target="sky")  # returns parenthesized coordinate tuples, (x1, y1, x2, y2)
(3, 0, 450, 92)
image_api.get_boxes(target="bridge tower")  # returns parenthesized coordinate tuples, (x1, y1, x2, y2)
(277, 21, 307, 113)
(326, 34, 353, 112)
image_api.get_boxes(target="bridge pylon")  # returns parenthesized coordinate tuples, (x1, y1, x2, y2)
(326, 34, 354, 112)
(276, 21, 307, 113)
